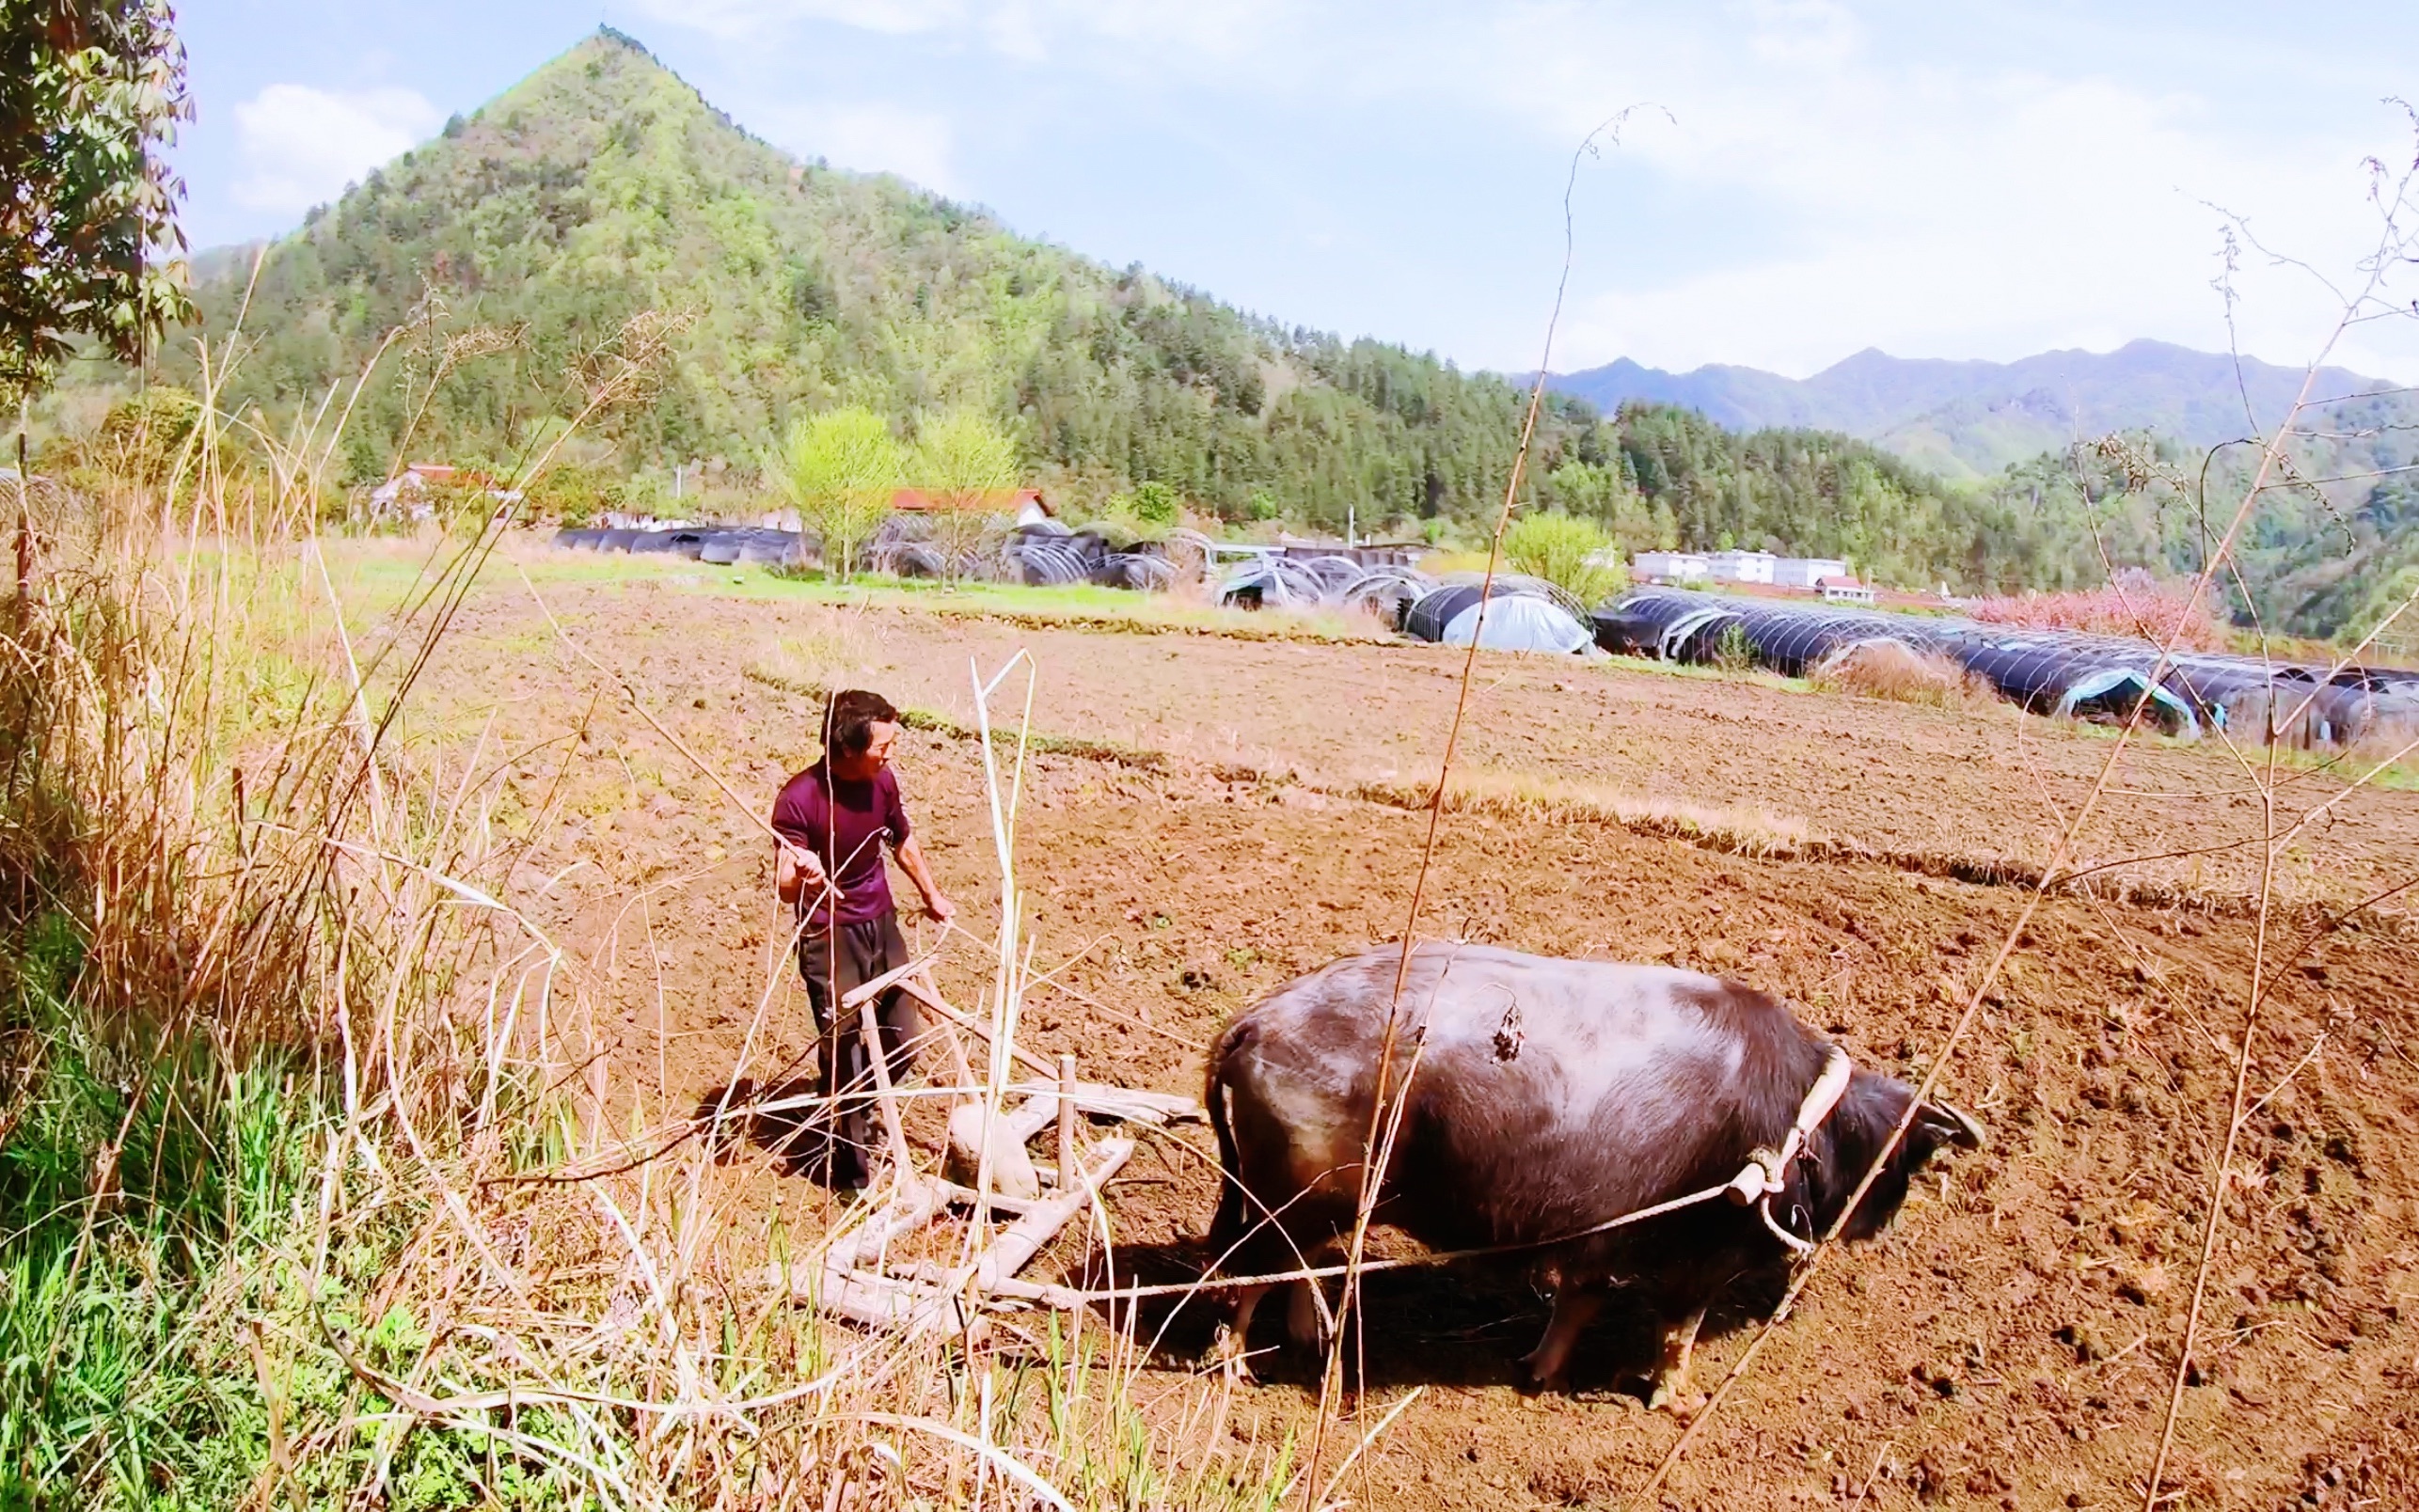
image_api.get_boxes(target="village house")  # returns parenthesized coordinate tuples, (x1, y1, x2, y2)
(1633, 549, 1711, 583)
(1706, 548, 1778, 584)
(890, 488, 1055, 528)
(1772, 556, 1849, 589)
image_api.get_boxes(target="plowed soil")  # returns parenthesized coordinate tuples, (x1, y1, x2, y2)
(394, 557, 2419, 1511)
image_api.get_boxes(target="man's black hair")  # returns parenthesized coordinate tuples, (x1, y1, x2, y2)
(824, 688, 900, 758)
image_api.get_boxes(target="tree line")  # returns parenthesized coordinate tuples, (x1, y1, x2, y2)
(29, 27, 2409, 633)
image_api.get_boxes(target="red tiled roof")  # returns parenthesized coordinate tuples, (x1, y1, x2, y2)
(892, 488, 1046, 514)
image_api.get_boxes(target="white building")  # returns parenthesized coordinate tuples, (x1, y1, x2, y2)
(1633, 550, 1711, 583)
(1820, 577, 1877, 606)
(1706, 549, 1778, 584)
(1772, 557, 1849, 589)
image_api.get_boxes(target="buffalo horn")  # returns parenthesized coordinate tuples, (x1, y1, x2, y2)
(1922, 1099, 1987, 1149)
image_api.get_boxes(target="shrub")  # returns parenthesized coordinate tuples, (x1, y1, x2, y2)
(1505, 510, 1626, 607)
(908, 408, 1020, 586)
(530, 464, 607, 526)
(1130, 480, 1178, 525)
(1712, 622, 1755, 673)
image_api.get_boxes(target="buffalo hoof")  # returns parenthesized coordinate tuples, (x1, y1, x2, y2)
(1514, 1350, 1570, 1395)
(1210, 1324, 1257, 1381)
(1645, 1384, 1706, 1421)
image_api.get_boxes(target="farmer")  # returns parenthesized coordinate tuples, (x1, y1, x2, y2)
(772, 688, 956, 1188)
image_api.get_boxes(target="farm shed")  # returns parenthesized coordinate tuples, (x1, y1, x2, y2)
(1401, 578, 1590, 651)
(890, 487, 1054, 528)
(1952, 638, 2200, 733)
(1437, 593, 1593, 653)
(1608, 589, 2225, 735)
(1218, 555, 1436, 615)
(1614, 589, 1955, 675)
(1218, 555, 1330, 609)
(1338, 566, 1436, 629)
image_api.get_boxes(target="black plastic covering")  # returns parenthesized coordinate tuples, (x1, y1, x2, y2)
(1399, 577, 1582, 643)
(1401, 585, 1487, 643)
(1615, 589, 1957, 673)
(1606, 588, 2418, 746)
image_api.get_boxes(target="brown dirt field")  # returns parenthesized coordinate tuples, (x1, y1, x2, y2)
(399, 566, 2419, 1511)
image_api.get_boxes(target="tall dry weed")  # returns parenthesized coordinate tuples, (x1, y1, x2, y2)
(1805, 639, 1995, 711)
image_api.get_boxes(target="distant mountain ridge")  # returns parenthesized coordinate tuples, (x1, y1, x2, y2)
(1547, 340, 2406, 480)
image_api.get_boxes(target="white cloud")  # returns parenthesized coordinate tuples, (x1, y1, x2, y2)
(640, 0, 967, 40)
(632, 0, 1286, 59)
(778, 103, 961, 195)
(1414, 7, 2413, 376)
(605, 1, 2419, 377)
(232, 84, 444, 214)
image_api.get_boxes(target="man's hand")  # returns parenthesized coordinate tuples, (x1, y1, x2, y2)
(775, 841, 827, 906)
(895, 834, 953, 926)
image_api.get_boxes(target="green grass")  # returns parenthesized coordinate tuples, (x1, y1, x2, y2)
(1590, 651, 1815, 696)
(0, 911, 602, 1511)
(0, 915, 295, 1509)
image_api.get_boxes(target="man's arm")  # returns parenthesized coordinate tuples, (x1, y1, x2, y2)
(893, 833, 955, 923)
(775, 839, 827, 906)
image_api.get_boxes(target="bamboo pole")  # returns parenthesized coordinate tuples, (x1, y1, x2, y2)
(1057, 1053, 1079, 1189)
(858, 996, 912, 1189)
(897, 972, 1057, 1081)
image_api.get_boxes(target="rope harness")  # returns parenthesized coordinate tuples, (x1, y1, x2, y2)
(1728, 1047, 1854, 1254)
(1054, 1047, 1858, 1303)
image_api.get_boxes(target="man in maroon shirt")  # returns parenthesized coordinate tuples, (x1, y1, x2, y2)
(772, 688, 955, 1187)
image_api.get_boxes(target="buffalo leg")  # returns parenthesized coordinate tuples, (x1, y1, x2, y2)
(1645, 1303, 1709, 1416)
(1213, 1284, 1273, 1377)
(1285, 1278, 1331, 1350)
(1519, 1287, 1604, 1392)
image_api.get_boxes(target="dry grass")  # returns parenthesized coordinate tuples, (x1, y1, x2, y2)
(1805, 640, 1995, 710)
(1342, 769, 1828, 861)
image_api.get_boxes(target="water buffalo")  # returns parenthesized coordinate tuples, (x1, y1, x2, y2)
(1204, 943, 1982, 1406)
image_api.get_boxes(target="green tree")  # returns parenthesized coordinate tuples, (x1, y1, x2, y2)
(772, 406, 900, 581)
(909, 407, 1020, 587)
(1130, 480, 1178, 525)
(1505, 511, 1625, 607)
(1, 0, 193, 402)
(1546, 457, 1666, 556)
(45, 383, 197, 487)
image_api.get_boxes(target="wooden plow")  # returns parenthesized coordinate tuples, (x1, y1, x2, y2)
(771, 956, 1201, 1339)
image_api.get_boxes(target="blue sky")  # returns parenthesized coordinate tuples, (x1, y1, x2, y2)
(177, 2, 2419, 381)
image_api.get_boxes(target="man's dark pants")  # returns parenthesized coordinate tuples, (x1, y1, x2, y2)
(797, 910, 920, 1186)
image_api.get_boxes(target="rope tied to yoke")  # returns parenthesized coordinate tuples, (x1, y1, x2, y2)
(1727, 1047, 1855, 1255)
(1052, 1046, 1858, 1303)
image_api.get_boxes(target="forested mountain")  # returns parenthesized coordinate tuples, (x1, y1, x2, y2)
(1586, 403, 2177, 596)
(119, 28, 2411, 633)
(163, 29, 1580, 535)
(1549, 340, 2415, 481)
